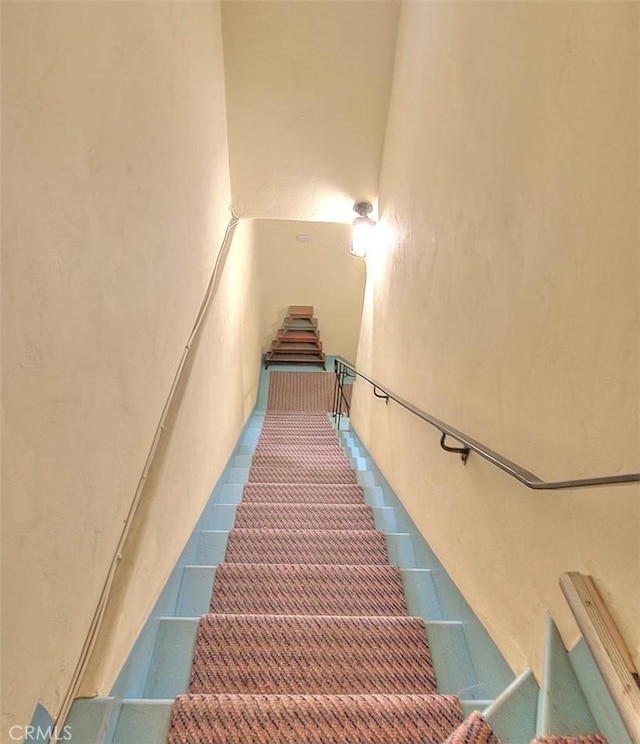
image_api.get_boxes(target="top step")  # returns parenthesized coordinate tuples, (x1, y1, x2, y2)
(287, 305, 314, 318)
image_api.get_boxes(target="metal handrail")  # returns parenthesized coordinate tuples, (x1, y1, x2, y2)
(333, 358, 640, 491)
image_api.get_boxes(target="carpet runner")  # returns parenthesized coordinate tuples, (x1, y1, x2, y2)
(209, 563, 408, 616)
(188, 614, 438, 695)
(254, 443, 351, 454)
(248, 465, 358, 484)
(166, 383, 609, 742)
(250, 452, 351, 468)
(266, 371, 338, 411)
(168, 401, 464, 742)
(169, 694, 463, 743)
(224, 528, 390, 565)
(241, 482, 366, 504)
(233, 503, 376, 531)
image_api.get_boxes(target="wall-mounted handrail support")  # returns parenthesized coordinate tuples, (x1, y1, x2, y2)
(331, 358, 640, 491)
(560, 572, 640, 742)
(373, 385, 389, 404)
(440, 433, 470, 464)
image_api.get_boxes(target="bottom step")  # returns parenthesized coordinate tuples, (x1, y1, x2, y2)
(168, 693, 464, 743)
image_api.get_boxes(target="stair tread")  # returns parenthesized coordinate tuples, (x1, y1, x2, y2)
(241, 482, 366, 504)
(234, 503, 376, 531)
(188, 614, 438, 695)
(253, 444, 349, 455)
(169, 693, 464, 744)
(210, 562, 407, 616)
(263, 411, 330, 417)
(248, 465, 358, 484)
(254, 444, 345, 453)
(261, 422, 335, 428)
(225, 528, 389, 565)
(284, 317, 317, 326)
(277, 331, 320, 341)
(250, 454, 351, 469)
(266, 351, 325, 358)
(260, 425, 335, 430)
(286, 305, 315, 318)
(256, 437, 341, 446)
(271, 342, 323, 351)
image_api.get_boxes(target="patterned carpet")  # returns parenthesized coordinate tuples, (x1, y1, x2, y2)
(248, 464, 358, 484)
(224, 527, 390, 565)
(209, 563, 408, 616)
(167, 392, 459, 742)
(233, 503, 376, 531)
(166, 372, 608, 742)
(241, 482, 366, 504)
(266, 371, 351, 412)
(188, 614, 438, 695)
(169, 693, 463, 743)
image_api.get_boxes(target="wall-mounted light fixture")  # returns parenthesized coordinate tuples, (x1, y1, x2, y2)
(350, 201, 376, 258)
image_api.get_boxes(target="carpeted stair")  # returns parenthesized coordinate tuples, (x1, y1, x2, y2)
(233, 502, 376, 530)
(209, 563, 409, 616)
(64, 369, 620, 742)
(241, 481, 366, 504)
(265, 372, 336, 410)
(224, 527, 390, 565)
(248, 464, 358, 484)
(188, 614, 438, 695)
(167, 409, 467, 742)
(169, 693, 463, 743)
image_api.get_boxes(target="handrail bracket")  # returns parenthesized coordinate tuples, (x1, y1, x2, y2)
(440, 433, 470, 464)
(373, 386, 390, 404)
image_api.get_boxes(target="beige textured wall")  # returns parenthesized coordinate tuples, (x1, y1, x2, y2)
(221, 0, 400, 222)
(352, 1, 640, 677)
(253, 220, 366, 362)
(80, 218, 261, 697)
(2, 2, 260, 730)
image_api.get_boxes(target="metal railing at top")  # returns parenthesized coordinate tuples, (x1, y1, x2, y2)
(332, 358, 640, 491)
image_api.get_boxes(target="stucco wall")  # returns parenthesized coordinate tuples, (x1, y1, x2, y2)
(80, 218, 261, 698)
(352, 1, 640, 677)
(253, 220, 366, 362)
(2, 2, 261, 731)
(221, 0, 400, 222)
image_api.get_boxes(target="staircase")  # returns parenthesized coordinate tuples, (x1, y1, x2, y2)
(65, 364, 626, 743)
(265, 306, 326, 368)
